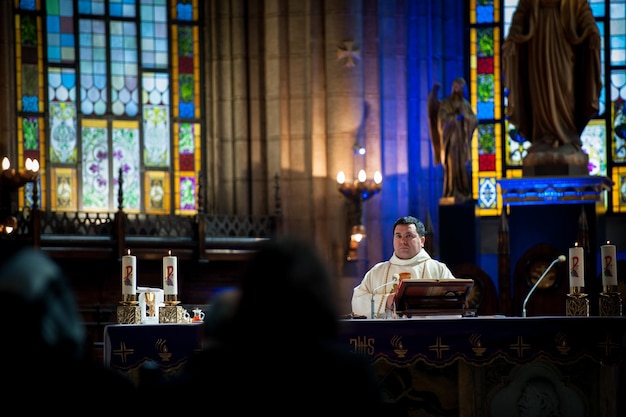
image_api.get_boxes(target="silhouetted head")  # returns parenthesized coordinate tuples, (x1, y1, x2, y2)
(231, 236, 339, 343)
(0, 248, 86, 363)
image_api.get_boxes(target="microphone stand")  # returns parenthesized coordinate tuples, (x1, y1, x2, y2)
(522, 255, 566, 317)
(371, 276, 398, 319)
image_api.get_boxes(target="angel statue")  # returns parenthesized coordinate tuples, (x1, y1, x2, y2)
(427, 78, 478, 204)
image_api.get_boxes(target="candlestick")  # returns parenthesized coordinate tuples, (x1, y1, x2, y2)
(601, 242, 618, 288)
(163, 250, 178, 296)
(568, 244, 585, 294)
(121, 249, 137, 303)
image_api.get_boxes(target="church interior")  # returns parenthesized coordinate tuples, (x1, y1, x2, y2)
(0, 1, 625, 415)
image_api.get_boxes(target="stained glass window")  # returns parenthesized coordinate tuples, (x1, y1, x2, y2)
(14, 0, 202, 214)
(469, 0, 626, 215)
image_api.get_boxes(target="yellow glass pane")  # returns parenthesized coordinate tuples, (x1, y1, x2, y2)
(51, 167, 77, 212)
(145, 171, 170, 214)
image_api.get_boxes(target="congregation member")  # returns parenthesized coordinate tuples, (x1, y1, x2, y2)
(159, 236, 384, 415)
(0, 248, 137, 409)
(352, 216, 456, 318)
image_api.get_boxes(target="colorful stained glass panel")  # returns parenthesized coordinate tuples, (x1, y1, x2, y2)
(145, 171, 170, 214)
(51, 167, 77, 211)
(113, 121, 141, 211)
(49, 102, 78, 163)
(81, 120, 109, 211)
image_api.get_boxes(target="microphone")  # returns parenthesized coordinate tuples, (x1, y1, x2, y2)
(371, 274, 399, 319)
(522, 255, 566, 317)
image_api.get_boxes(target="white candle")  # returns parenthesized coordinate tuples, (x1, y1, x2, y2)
(122, 250, 137, 296)
(568, 245, 584, 292)
(163, 251, 178, 295)
(601, 243, 618, 287)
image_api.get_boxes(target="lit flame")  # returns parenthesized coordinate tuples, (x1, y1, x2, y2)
(358, 170, 366, 182)
(336, 171, 345, 184)
(374, 171, 382, 184)
(2, 157, 9, 170)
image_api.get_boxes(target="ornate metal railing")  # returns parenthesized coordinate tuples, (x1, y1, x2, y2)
(3, 174, 282, 260)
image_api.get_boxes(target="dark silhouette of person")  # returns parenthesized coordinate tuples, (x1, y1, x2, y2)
(0, 248, 137, 408)
(160, 236, 384, 415)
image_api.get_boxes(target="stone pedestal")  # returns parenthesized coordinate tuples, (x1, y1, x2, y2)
(522, 149, 589, 177)
(439, 200, 479, 267)
(498, 176, 612, 316)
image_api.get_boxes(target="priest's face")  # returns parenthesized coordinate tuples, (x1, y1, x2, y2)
(393, 223, 425, 259)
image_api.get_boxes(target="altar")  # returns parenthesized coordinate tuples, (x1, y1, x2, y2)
(104, 316, 626, 417)
(104, 322, 205, 385)
(339, 316, 626, 417)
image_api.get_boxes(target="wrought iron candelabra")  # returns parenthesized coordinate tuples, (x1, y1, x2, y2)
(336, 168, 382, 260)
(0, 157, 39, 234)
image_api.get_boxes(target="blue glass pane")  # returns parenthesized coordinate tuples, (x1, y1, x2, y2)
(19, 0, 37, 10)
(589, 0, 605, 17)
(23, 96, 38, 112)
(477, 102, 494, 120)
(59, 0, 73, 16)
(78, 0, 104, 15)
(48, 46, 61, 61)
(47, 16, 60, 32)
(179, 103, 194, 119)
(476, 5, 494, 24)
(177, 4, 192, 21)
(60, 33, 74, 47)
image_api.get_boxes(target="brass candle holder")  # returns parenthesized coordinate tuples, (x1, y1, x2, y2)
(117, 303, 141, 324)
(117, 295, 141, 324)
(161, 292, 183, 323)
(599, 285, 622, 317)
(164, 294, 180, 305)
(121, 294, 138, 305)
(159, 304, 184, 323)
(565, 289, 589, 317)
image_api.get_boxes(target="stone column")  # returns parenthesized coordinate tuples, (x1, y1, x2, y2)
(0, 2, 16, 158)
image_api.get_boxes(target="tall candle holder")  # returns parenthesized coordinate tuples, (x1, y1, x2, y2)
(0, 157, 39, 234)
(599, 291, 622, 316)
(336, 144, 383, 261)
(566, 289, 589, 317)
(116, 304, 142, 324)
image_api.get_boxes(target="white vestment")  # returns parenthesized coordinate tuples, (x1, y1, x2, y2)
(351, 250, 455, 318)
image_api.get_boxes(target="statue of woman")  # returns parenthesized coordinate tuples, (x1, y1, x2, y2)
(428, 78, 478, 204)
(503, 0, 601, 173)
